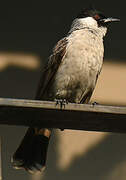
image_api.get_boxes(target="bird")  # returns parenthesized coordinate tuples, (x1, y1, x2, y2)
(11, 7, 120, 173)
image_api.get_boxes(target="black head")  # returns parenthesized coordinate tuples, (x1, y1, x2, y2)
(77, 7, 120, 27)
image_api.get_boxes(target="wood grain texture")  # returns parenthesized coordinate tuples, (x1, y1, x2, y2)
(0, 98, 126, 133)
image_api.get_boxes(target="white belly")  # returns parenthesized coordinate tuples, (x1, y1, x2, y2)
(50, 29, 104, 103)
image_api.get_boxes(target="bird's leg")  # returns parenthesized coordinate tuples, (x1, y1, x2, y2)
(55, 99, 68, 131)
(92, 101, 99, 106)
(55, 99, 68, 109)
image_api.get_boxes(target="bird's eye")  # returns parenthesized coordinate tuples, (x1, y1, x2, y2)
(93, 14, 100, 20)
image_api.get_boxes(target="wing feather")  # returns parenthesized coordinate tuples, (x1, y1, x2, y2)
(35, 37, 68, 100)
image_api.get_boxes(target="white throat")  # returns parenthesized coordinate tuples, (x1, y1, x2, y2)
(79, 17, 98, 27)
(69, 17, 107, 37)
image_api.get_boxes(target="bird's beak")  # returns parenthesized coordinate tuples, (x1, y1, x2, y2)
(100, 17, 120, 23)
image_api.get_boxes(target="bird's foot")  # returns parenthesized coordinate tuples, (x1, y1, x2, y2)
(92, 101, 99, 106)
(55, 99, 68, 131)
(55, 99, 68, 109)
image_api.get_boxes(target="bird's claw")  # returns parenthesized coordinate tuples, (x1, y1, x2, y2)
(55, 99, 68, 109)
(55, 99, 68, 131)
(92, 101, 99, 106)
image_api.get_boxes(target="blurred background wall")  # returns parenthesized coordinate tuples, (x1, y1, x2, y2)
(0, 1, 125, 180)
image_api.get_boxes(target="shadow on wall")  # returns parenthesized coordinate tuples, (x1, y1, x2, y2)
(0, 52, 42, 99)
(0, 52, 41, 71)
(40, 131, 126, 180)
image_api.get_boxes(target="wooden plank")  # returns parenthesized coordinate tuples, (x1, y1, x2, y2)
(0, 98, 126, 133)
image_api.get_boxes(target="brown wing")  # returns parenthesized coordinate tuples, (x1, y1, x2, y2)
(35, 37, 68, 100)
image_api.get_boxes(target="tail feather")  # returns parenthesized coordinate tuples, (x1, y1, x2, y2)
(12, 128, 50, 173)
